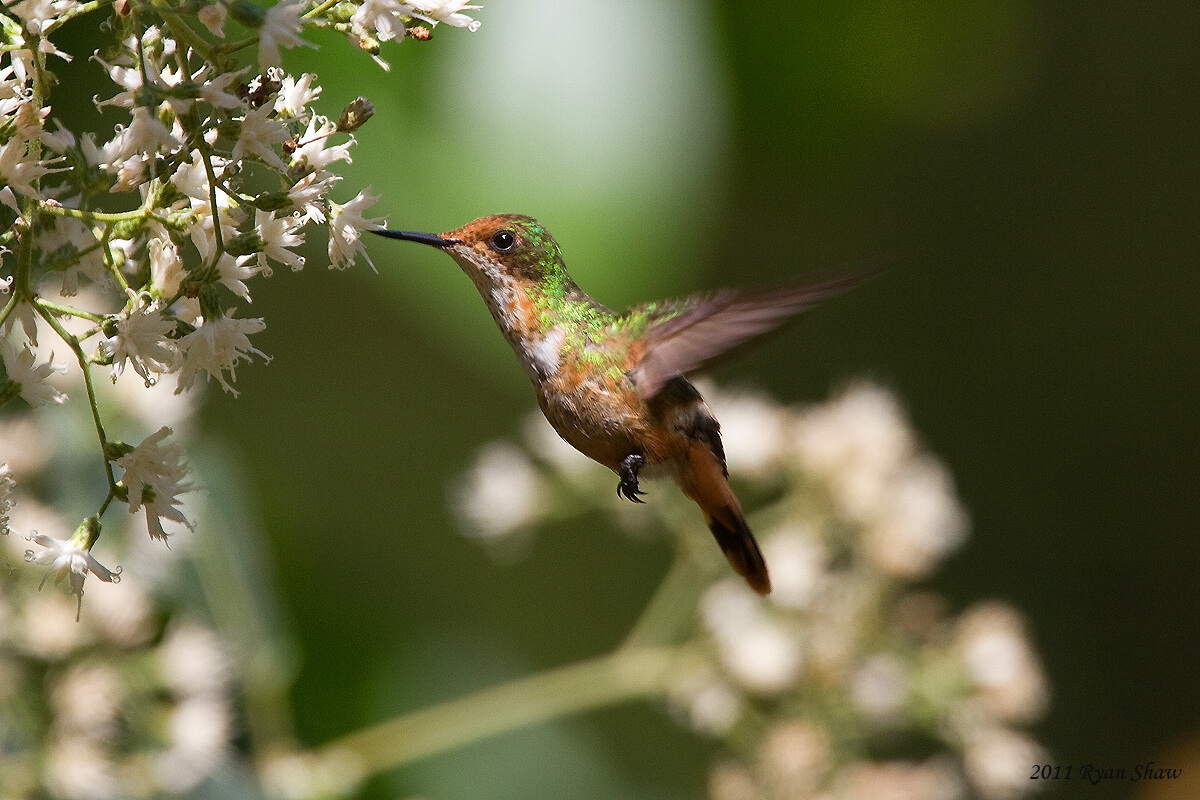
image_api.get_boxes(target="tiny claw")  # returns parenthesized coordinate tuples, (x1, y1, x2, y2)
(617, 453, 648, 504)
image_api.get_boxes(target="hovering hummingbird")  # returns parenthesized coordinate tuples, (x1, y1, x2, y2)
(375, 214, 879, 594)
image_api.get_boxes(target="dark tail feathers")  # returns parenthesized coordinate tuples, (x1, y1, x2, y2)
(705, 508, 771, 595)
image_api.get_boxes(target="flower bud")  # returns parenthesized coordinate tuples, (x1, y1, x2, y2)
(336, 97, 374, 133)
(229, 0, 266, 29)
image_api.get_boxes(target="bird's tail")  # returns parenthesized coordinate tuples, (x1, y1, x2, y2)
(679, 442, 771, 595)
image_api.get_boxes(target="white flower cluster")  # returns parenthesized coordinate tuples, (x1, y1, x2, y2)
(0, 0, 480, 611)
(452, 380, 1049, 800)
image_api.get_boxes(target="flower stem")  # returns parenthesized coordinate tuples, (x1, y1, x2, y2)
(620, 552, 706, 651)
(34, 303, 118, 492)
(313, 644, 685, 775)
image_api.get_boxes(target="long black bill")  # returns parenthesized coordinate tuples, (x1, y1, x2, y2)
(372, 229, 458, 247)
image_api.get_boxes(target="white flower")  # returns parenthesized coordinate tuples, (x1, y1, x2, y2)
(275, 72, 321, 118)
(176, 311, 270, 396)
(258, 0, 317, 69)
(1, 339, 68, 406)
(24, 526, 120, 621)
(198, 68, 247, 110)
(1, 299, 40, 345)
(115, 426, 195, 541)
(0, 136, 61, 198)
(255, 209, 305, 273)
(403, 0, 482, 31)
(288, 169, 338, 224)
(99, 296, 181, 385)
(291, 115, 353, 171)
(327, 187, 385, 270)
(232, 104, 290, 171)
(352, 0, 409, 42)
(198, 4, 227, 37)
(108, 106, 183, 163)
(192, 225, 262, 301)
(150, 234, 185, 297)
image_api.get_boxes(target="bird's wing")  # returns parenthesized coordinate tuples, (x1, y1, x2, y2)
(627, 266, 883, 399)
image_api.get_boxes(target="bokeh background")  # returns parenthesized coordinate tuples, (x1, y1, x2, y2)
(50, 1, 1199, 798)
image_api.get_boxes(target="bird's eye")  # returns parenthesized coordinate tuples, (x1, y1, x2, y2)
(488, 230, 517, 252)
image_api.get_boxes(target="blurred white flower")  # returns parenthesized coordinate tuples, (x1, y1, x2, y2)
(404, 0, 483, 31)
(85, 572, 157, 648)
(851, 654, 907, 717)
(19, 590, 93, 658)
(114, 426, 194, 541)
(175, 310, 270, 396)
(759, 719, 831, 796)
(1, 339, 68, 406)
(862, 455, 968, 578)
(956, 603, 1049, 723)
(791, 381, 914, 518)
(197, 4, 227, 37)
(453, 442, 546, 540)
(159, 621, 234, 697)
(258, 0, 316, 69)
(2, 298, 41, 346)
(157, 695, 233, 791)
(760, 524, 824, 611)
(51, 661, 125, 742)
(704, 389, 786, 479)
(703, 578, 802, 693)
(840, 758, 967, 800)
(963, 728, 1048, 800)
(352, 0, 409, 42)
(45, 736, 121, 800)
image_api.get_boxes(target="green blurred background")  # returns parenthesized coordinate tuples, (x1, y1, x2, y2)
(62, 1, 1200, 797)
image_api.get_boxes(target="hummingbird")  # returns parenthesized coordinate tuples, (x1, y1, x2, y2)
(375, 214, 878, 594)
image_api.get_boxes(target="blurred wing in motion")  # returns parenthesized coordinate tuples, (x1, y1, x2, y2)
(628, 266, 885, 399)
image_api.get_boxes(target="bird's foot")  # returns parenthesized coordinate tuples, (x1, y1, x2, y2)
(617, 453, 647, 503)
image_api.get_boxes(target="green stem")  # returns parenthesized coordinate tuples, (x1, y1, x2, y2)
(620, 553, 705, 651)
(313, 645, 685, 776)
(158, 10, 216, 62)
(44, 0, 112, 33)
(34, 303, 118, 491)
(303, 0, 340, 19)
(35, 299, 104, 324)
(0, 292, 17, 328)
(40, 204, 152, 225)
